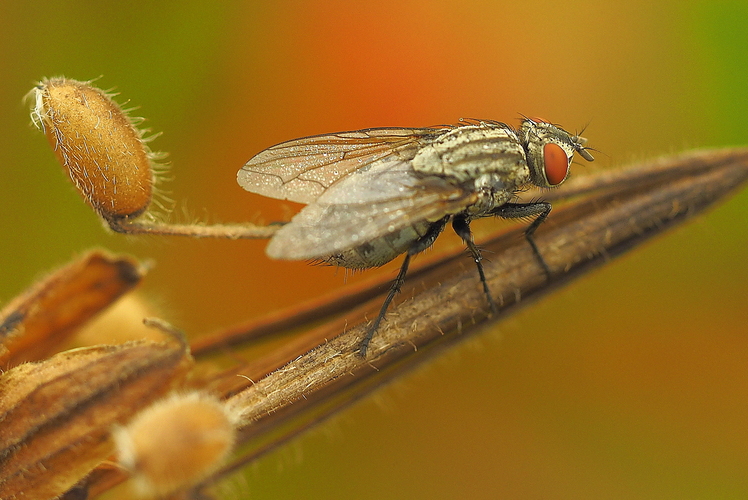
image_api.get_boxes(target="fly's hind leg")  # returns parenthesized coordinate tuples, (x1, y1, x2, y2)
(452, 216, 498, 314)
(492, 201, 553, 277)
(359, 218, 448, 357)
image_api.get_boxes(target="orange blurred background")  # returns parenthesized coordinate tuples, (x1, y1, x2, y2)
(1, 1, 747, 498)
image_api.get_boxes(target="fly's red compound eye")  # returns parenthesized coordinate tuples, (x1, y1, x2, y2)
(543, 142, 569, 185)
(529, 116, 549, 124)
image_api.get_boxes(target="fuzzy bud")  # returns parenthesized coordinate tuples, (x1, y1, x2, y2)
(30, 77, 155, 220)
(115, 392, 238, 498)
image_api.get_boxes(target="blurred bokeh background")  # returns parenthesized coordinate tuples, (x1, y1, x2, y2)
(2, 1, 747, 498)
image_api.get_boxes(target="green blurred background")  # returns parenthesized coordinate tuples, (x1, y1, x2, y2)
(2, 1, 748, 498)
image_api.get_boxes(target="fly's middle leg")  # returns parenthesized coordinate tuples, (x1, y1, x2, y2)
(359, 218, 448, 357)
(492, 201, 553, 277)
(358, 253, 412, 357)
(452, 216, 498, 314)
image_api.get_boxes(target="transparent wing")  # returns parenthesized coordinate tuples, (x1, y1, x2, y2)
(237, 127, 444, 204)
(266, 157, 477, 260)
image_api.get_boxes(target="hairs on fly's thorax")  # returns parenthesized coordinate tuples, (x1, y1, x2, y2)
(455, 117, 511, 129)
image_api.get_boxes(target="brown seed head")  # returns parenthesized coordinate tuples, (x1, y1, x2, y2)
(30, 77, 155, 220)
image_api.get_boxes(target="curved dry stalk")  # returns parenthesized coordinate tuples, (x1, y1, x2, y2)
(209, 147, 748, 484)
(70, 147, 748, 499)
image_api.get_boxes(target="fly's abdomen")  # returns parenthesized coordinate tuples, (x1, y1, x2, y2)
(324, 220, 434, 268)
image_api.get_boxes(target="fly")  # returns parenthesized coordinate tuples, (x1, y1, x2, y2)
(237, 118, 594, 356)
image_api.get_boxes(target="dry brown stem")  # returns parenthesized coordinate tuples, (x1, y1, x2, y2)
(218, 147, 748, 460)
(5, 148, 746, 499)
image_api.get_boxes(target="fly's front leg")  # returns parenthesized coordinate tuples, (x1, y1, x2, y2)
(493, 201, 553, 277)
(359, 218, 448, 357)
(452, 216, 498, 314)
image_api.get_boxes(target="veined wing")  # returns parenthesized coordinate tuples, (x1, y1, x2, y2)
(266, 157, 478, 260)
(237, 127, 444, 204)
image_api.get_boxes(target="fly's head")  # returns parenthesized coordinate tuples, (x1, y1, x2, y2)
(519, 118, 594, 189)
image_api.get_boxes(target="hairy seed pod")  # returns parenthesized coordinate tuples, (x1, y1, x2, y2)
(30, 77, 155, 220)
(114, 392, 237, 498)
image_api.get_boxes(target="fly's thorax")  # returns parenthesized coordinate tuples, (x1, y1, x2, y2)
(324, 220, 435, 269)
(411, 122, 527, 183)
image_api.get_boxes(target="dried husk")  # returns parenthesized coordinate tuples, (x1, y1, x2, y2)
(0, 339, 193, 499)
(0, 251, 145, 368)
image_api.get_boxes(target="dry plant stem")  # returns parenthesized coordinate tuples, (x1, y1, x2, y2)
(108, 218, 279, 239)
(192, 147, 748, 359)
(75, 147, 747, 498)
(223, 147, 748, 428)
